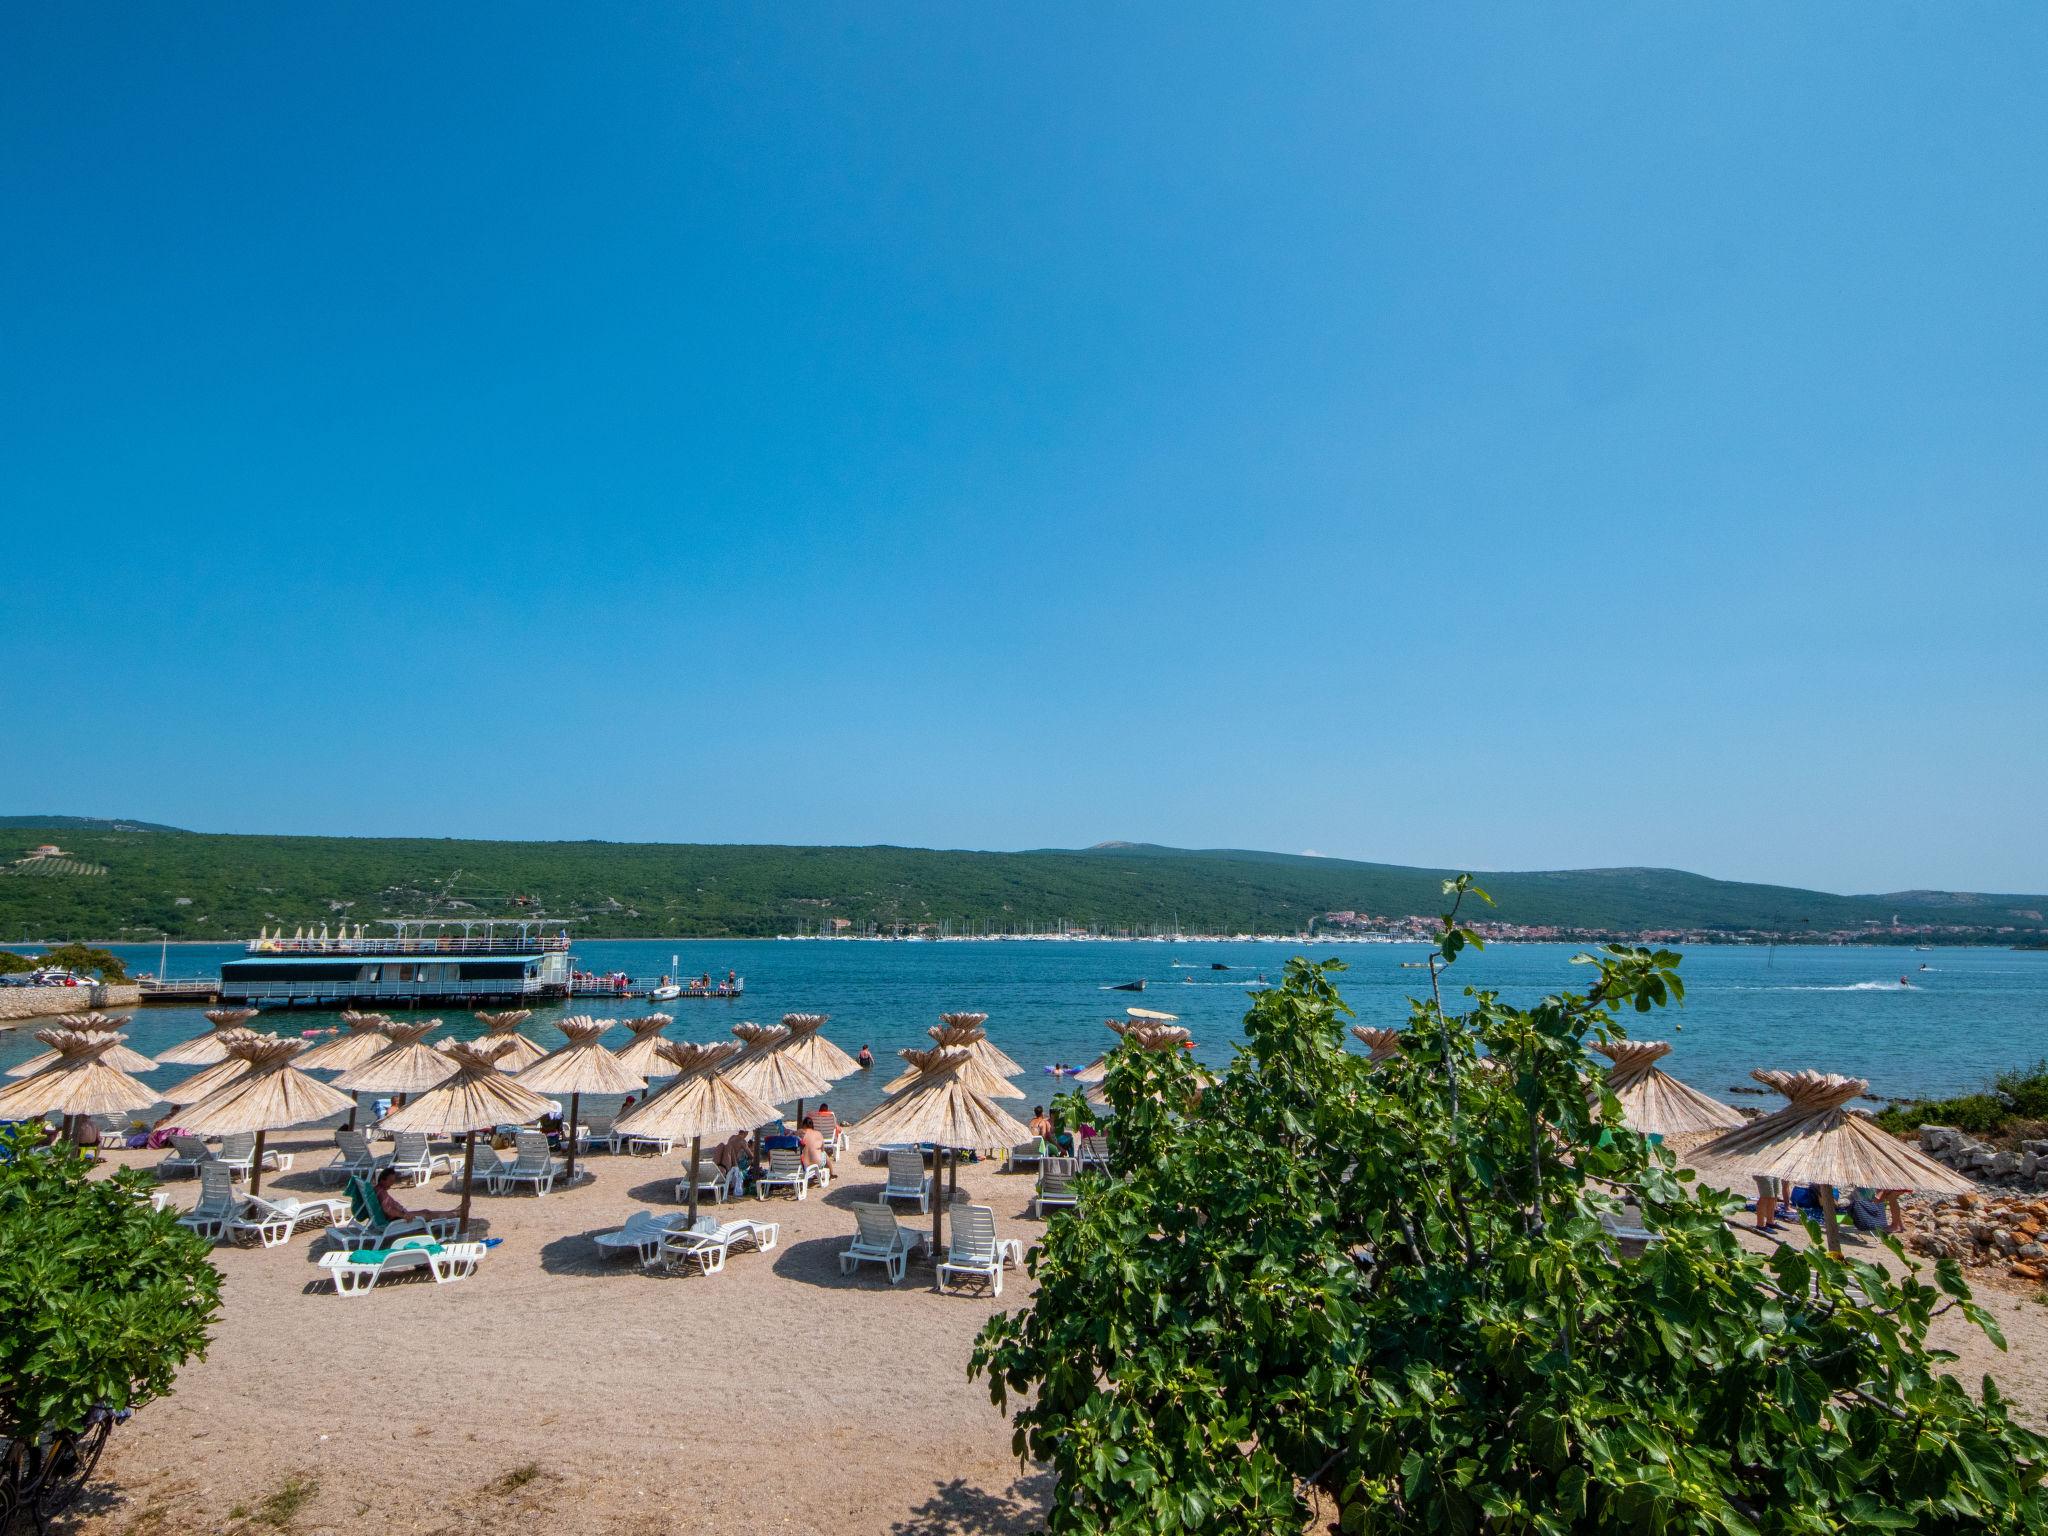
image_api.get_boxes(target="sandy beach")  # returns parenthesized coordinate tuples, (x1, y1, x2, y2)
(72, 1132, 1054, 1536)
(61, 1129, 2048, 1536)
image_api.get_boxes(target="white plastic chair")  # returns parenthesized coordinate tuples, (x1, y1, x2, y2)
(155, 1135, 217, 1181)
(881, 1148, 931, 1213)
(674, 1157, 734, 1205)
(937, 1203, 1022, 1297)
(840, 1202, 919, 1285)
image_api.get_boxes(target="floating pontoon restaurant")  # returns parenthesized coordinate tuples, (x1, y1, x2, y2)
(217, 921, 572, 1009)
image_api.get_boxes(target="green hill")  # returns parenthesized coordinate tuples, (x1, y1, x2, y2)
(0, 822, 2041, 942)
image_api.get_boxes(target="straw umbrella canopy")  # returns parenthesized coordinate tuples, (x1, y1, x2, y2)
(177, 1035, 356, 1196)
(1352, 1026, 1404, 1062)
(1081, 1022, 1203, 1109)
(334, 1020, 458, 1103)
(936, 1012, 1024, 1079)
(856, 1046, 1035, 1258)
(8, 1013, 157, 1077)
(610, 1014, 678, 1078)
(721, 1023, 832, 1112)
(160, 1029, 269, 1106)
(1687, 1069, 1975, 1253)
(296, 1012, 392, 1071)
(0, 1029, 162, 1142)
(1593, 1041, 1745, 1140)
(154, 1008, 261, 1068)
(516, 1016, 646, 1181)
(379, 1041, 555, 1234)
(474, 1010, 549, 1072)
(779, 1013, 862, 1080)
(884, 1023, 1024, 1100)
(614, 1041, 778, 1223)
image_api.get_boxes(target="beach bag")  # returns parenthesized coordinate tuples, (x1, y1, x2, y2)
(1850, 1194, 1889, 1232)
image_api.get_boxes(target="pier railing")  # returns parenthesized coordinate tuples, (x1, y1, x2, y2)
(246, 934, 571, 956)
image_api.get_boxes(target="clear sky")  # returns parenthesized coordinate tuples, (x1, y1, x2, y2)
(2, 6, 2043, 894)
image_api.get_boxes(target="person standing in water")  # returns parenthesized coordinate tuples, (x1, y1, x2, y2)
(857, 1044, 874, 1069)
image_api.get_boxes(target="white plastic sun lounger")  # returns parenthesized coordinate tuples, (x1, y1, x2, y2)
(1033, 1159, 1080, 1219)
(384, 1132, 452, 1187)
(647, 1214, 780, 1276)
(156, 1135, 219, 1181)
(571, 1113, 618, 1154)
(756, 1147, 826, 1201)
(594, 1209, 691, 1264)
(811, 1110, 850, 1157)
(1005, 1139, 1045, 1172)
(936, 1203, 1023, 1297)
(675, 1158, 736, 1205)
(322, 1129, 386, 1187)
(176, 1164, 241, 1242)
(232, 1193, 350, 1248)
(881, 1148, 931, 1213)
(318, 1236, 487, 1295)
(840, 1202, 919, 1285)
(489, 1131, 562, 1196)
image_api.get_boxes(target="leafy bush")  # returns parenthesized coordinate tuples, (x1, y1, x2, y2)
(974, 879, 2048, 1534)
(1873, 1060, 2048, 1141)
(0, 952, 33, 976)
(0, 1126, 221, 1445)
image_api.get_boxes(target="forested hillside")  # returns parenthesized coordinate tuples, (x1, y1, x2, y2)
(1, 821, 2042, 942)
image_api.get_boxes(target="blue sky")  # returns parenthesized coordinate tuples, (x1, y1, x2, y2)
(2, 6, 2043, 894)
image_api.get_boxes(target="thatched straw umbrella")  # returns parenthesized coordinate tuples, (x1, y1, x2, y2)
(611, 1014, 678, 1079)
(779, 1013, 862, 1082)
(7, 1012, 156, 1077)
(0, 1029, 161, 1143)
(1593, 1041, 1745, 1140)
(295, 1012, 393, 1129)
(154, 1008, 261, 1068)
(1081, 1021, 1203, 1109)
(614, 1041, 778, 1224)
(884, 1023, 1024, 1100)
(1351, 1026, 1403, 1062)
(721, 1023, 832, 1113)
(178, 1035, 356, 1196)
(160, 1028, 268, 1106)
(379, 1041, 554, 1235)
(937, 1012, 1023, 1078)
(856, 1047, 1035, 1259)
(516, 1016, 646, 1181)
(1688, 1069, 1975, 1253)
(474, 1010, 548, 1072)
(334, 1020, 457, 1111)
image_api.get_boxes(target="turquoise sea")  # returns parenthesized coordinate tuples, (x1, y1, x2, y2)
(4, 940, 2044, 1120)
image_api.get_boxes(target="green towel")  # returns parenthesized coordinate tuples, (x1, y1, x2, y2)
(349, 1241, 444, 1264)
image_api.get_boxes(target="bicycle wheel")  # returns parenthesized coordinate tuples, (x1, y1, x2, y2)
(33, 1415, 111, 1522)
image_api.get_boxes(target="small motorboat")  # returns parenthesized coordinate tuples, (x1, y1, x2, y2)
(1111, 979, 1147, 992)
(1399, 961, 1429, 969)
(649, 983, 682, 1002)
(1210, 962, 1230, 970)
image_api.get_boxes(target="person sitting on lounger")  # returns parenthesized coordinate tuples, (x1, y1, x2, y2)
(797, 1115, 827, 1170)
(1029, 1105, 1053, 1144)
(374, 1167, 459, 1225)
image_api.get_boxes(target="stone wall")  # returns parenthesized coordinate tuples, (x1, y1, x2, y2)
(1917, 1124, 2048, 1192)
(0, 983, 143, 1023)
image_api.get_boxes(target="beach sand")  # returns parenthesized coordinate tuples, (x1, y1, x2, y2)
(74, 1133, 1053, 1536)
(67, 1136, 2048, 1535)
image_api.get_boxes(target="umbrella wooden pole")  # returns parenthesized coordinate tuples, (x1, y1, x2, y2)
(930, 1147, 947, 1259)
(346, 1092, 359, 1132)
(458, 1131, 476, 1237)
(250, 1130, 267, 1198)
(564, 1092, 582, 1181)
(686, 1134, 702, 1225)
(1819, 1184, 1844, 1256)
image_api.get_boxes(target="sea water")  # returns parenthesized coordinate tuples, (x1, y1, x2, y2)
(5, 940, 2043, 1120)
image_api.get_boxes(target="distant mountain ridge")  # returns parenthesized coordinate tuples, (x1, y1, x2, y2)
(0, 820, 2041, 942)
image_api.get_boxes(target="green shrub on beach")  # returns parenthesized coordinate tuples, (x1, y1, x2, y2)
(1873, 1061, 2048, 1141)
(974, 877, 2048, 1534)
(0, 1126, 221, 1448)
